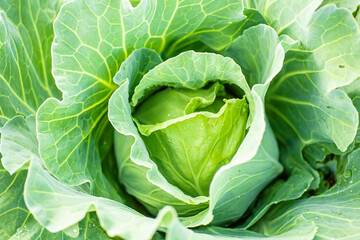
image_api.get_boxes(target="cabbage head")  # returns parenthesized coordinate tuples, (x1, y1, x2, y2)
(109, 49, 282, 220)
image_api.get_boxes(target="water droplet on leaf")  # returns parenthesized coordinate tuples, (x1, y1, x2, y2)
(344, 170, 352, 178)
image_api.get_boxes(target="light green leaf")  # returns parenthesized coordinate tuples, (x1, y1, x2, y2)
(131, 51, 252, 109)
(0, 115, 37, 174)
(253, 149, 360, 240)
(268, 4, 359, 156)
(321, 0, 360, 12)
(73, 213, 113, 240)
(0, 111, 128, 239)
(265, 5, 360, 198)
(255, 5, 360, 225)
(166, 215, 317, 240)
(241, 172, 314, 229)
(244, 0, 322, 41)
(202, 8, 268, 51)
(133, 82, 249, 196)
(342, 79, 360, 142)
(0, 103, 161, 239)
(0, 163, 44, 240)
(224, 24, 295, 89)
(114, 48, 163, 96)
(165, 8, 268, 56)
(0, 161, 111, 240)
(0, 1, 62, 126)
(25, 158, 179, 239)
(38, 96, 123, 201)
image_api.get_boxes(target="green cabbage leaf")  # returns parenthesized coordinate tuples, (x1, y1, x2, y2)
(0, 0, 360, 240)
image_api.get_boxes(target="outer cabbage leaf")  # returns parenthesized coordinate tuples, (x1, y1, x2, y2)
(25, 159, 177, 240)
(224, 24, 296, 89)
(0, 1, 111, 238)
(342, 79, 360, 142)
(0, 112, 176, 239)
(166, 216, 317, 240)
(0, 1, 112, 238)
(0, 157, 111, 240)
(244, 0, 322, 41)
(240, 2, 360, 232)
(0, 116, 38, 174)
(0, 0, 62, 127)
(252, 148, 360, 240)
(164, 8, 268, 57)
(267, 4, 360, 184)
(320, 0, 360, 12)
(240, 172, 313, 229)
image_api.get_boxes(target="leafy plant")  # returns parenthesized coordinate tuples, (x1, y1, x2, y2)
(0, 0, 359, 239)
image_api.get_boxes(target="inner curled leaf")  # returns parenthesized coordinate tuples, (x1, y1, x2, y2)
(132, 82, 249, 196)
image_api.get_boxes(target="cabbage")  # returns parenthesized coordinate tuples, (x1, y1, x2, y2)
(0, 0, 360, 239)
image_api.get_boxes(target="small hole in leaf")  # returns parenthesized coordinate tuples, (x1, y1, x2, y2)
(338, 64, 345, 69)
